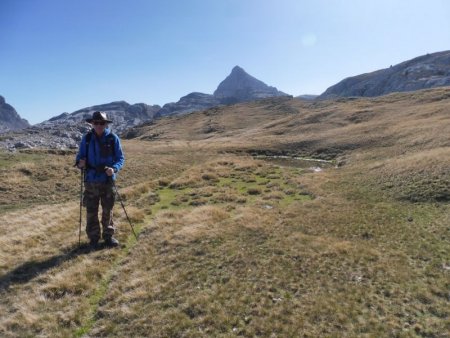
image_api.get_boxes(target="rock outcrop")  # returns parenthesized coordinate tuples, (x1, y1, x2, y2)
(157, 92, 221, 117)
(0, 101, 160, 151)
(0, 124, 89, 151)
(42, 100, 161, 133)
(0, 95, 30, 133)
(319, 50, 450, 99)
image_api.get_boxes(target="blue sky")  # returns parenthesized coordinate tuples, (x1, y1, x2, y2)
(1, 0, 449, 124)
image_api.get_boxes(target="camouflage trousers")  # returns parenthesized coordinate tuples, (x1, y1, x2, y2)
(83, 181, 116, 242)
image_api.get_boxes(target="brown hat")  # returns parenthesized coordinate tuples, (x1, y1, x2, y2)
(86, 111, 113, 123)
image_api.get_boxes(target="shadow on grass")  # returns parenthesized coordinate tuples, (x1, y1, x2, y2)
(0, 243, 105, 293)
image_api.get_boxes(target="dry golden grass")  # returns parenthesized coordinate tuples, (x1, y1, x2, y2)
(0, 141, 211, 337)
(0, 151, 80, 210)
(0, 200, 119, 336)
(90, 175, 448, 337)
(131, 88, 450, 155)
(0, 88, 449, 337)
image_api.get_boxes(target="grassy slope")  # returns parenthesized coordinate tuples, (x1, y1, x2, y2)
(0, 88, 449, 337)
(133, 87, 450, 202)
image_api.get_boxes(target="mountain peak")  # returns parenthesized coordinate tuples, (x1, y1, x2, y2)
(213, 66, 288, 104)
(0, 95, 30, 133)
(231, 65, 246, 74)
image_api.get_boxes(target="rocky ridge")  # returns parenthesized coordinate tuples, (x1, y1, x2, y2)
(0, 95, 30, 133)
(0, 101, 160, 151)
(43, 100, 161, 133)
(319, 50, 450, 99)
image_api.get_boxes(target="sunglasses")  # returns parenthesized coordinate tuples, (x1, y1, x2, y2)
(93, 121, 107, 126)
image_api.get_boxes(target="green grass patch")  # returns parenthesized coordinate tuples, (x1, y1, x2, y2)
(0, 151, 44, 169)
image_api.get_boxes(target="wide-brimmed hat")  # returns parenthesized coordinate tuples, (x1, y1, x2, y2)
(86, 111, 113, 123)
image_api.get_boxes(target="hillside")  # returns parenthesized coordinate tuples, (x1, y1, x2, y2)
(319, 50, 450, 99)
(129, 87, 450, 202)
(0, 88, 448, 337)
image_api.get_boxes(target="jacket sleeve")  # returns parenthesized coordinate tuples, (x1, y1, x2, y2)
(75, 135, 87, 165)
(111, 136, 125, 172)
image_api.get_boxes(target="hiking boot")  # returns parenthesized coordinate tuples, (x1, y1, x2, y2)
(89, 239, 99, 250)
(104, 237, 119, 247)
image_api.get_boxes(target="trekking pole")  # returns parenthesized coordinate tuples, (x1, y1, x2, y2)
(79, 169, 85, 247)
(110, 178, 138, 240)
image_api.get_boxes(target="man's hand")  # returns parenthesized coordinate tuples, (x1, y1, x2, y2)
(105, 167, 114, 176)
(78, 159, 86, 169)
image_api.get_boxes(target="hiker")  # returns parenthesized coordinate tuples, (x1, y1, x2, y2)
(75, 111, 125, 248)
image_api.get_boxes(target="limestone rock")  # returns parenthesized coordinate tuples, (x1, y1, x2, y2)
(158, 66, 289, 117)
(157, 92, 221, 117)
(319, 50, 450, 99)
(39, 101, 161, 134)
(0, 100, 161, 151)
(214, 66, 289, 104)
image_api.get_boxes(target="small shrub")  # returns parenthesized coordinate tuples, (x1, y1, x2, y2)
(180, 195, 190, 202)
(201, 173, 219, 181)
(284, 189, 296, 195)
(247, 188, 262, 195)
(158, 178, 170, 187)
(189, 198, 208, 206)
(212, 193, 238, 203)
(169, 177, 197, 189)
(170, 200, 181, 206)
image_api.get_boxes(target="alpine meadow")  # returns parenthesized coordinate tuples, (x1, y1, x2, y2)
(0, 87, 449, 337)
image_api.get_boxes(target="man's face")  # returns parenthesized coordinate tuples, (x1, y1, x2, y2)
(92, 121, 107, 135)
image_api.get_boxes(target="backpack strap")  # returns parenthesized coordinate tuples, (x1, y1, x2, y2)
(106, 132, 116, 147)
(106, 133, 116, 161)
(85, 131, 93, 168)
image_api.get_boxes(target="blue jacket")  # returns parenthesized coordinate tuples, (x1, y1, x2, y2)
(76, 128, 125, 182)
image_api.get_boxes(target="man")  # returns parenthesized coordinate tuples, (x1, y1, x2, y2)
(76, 111, 125, 248)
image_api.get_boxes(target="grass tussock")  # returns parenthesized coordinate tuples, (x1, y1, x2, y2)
(118, 181, 155, 201)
